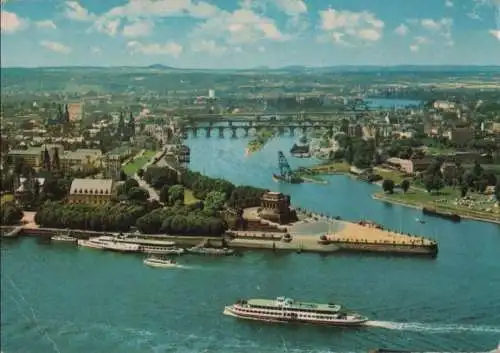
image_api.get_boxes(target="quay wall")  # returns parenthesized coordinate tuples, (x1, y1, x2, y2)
(21, 228, 223, 247)
(332, 241, 438, 256)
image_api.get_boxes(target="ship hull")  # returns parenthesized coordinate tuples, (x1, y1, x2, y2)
(223, 306, 367, 327)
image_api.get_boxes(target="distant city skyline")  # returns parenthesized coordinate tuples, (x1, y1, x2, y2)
(1, 0, 500, 68)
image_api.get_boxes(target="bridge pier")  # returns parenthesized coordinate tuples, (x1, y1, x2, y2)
(289, 126, 295, 136)
(243, 126, 249, 137)
(192, 127, 197, 138)
(231, 127, 237, 138)
(218, 127, 224, 138)
(301, 126, 307, 134)
(205, 127, 211, 138)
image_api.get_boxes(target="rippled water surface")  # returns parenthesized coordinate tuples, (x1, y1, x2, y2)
(2, 132, 499, 353)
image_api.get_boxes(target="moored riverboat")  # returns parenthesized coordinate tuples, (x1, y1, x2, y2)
(77, 238, 140, 253)
(223, 296, 368, 326)
(422, 207, 461, 222)
(77, 239, 106, 250)
(50, 232, 77, 244)
(187, 247, 234, 256)
(140, 245, 185, 255)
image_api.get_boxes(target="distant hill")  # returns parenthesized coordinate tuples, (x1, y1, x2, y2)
(147, 64, 175, 70)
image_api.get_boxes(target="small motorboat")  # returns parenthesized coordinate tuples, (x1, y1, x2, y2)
(143, 256, 182, 268)
(415, 218, 426, 224)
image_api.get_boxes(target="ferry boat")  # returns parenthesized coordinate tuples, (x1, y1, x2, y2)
(223, 296, 368, 326)
(143, 256, 182, 268)
(187, 247, 235, 256)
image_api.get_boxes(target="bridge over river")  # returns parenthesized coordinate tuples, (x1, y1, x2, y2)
(178, 120, 344, 138)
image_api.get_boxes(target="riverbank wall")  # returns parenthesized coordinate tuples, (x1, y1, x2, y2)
(21, 228, 224, 247)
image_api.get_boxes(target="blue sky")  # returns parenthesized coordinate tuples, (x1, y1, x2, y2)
(1, 0, 500, 68)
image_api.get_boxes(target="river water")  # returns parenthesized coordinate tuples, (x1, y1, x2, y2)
(2, 130, 500, 353)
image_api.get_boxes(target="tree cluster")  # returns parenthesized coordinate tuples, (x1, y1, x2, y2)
(135, 205, 227, 236)
(1, 202, 23, 225)
(35, 201, 151, 232)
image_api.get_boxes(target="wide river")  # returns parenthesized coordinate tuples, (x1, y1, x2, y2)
(2, 127, 500, 353)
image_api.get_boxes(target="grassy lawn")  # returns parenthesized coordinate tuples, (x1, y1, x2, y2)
(123, 150, 156, 176)
(184, 189, 199, 205)
(1, 193, 14, 205)
(375, 188, 499, 221)
(373, 167, 408, 184)
(309, 161, 351, 173)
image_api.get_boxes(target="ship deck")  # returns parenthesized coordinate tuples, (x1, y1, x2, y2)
(247, 298, 341, 312)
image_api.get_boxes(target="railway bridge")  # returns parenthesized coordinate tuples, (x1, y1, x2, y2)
(179, 120, 340, 138)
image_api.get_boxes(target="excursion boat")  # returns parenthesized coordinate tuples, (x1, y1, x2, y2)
(143, 256, 182, 268)
(51, 232, 77, 244)
(77, 238, 140, 253)
(140, 246, 185, 255)
(97, 235, 182, 255)
(77, 239, 106, 250)
(187, 247, 235, 256)
(223, 296, 368, 327)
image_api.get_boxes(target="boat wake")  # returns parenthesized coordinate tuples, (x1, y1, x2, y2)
(364, 320, 500, 333)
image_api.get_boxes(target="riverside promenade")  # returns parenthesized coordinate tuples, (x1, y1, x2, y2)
(236, 208, 438, 256)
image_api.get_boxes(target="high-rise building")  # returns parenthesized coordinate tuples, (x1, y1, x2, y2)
(67, 102, 83, 121)
(103, 154, 122, 181)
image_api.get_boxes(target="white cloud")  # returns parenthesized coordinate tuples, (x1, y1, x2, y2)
(445, 0, 454, 7)
(274, 0, 307, 16)
(410, 44, 419, 52)
(91, 46, 102, 55)
(94, 18, 121, 36)
(105, 0, 219, 20)
(191, 40, 228, 55)
(1, 10, 28, 34)
(63, 1, 96, 22)
(490, 29, 500, 40)
(122, 19, 153, 38)
(420, 17, 453, 45)
(191, 8, 287, 45)
(408, 36, 430, 52)
(36, 20, 57, 30)
(40, 40, 72, 54)
(394, 24, 409, 36)
(127, 41, 183, 57)
(319, 8, 385, 44)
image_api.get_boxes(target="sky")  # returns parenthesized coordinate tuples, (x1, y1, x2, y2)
(1, 0, 500, 68)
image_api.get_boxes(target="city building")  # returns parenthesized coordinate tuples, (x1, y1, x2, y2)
(8, 145, 102, 172)
(103, 154, 122, 181)
(433, 100, 457, 111)
(386, 157, 433, 175)
(445, 125, 474, 146)
(68, 178, 114, 204)
(67, 102, 83, 122)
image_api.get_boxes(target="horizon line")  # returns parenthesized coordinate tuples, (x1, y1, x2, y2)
(1, 64, 500, 70)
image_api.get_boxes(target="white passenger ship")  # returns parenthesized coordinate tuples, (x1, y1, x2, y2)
(224, 296, 368, 326)
(77, 239, 140, 253)
(97, 235, 184, 255)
